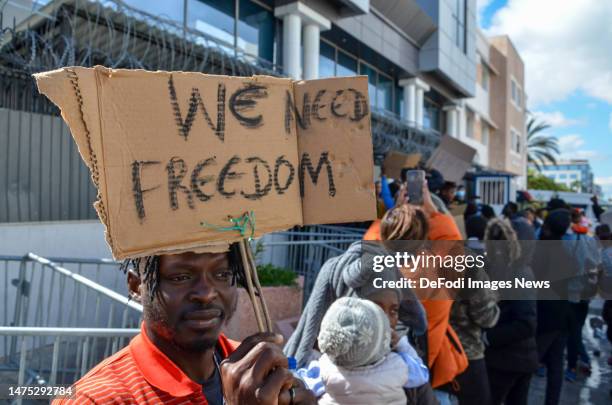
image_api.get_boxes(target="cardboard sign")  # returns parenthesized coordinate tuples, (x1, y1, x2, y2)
(383, 151, 421, 179)
(35, 67, 375, 259)
(426, 135, 476, 183)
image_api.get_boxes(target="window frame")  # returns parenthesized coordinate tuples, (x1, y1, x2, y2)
(321, 37, 397, 114)
(451, 0, 467, 53)
(510, 76, 522, 110)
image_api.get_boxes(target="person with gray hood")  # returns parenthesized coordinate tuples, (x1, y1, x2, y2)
(284, 241, 435, 404)
(284, 240, 427, 367)
(316, 297, 429, 405)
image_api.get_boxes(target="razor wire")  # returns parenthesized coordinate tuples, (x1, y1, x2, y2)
(0, 0, 441, 157)
(0, 0, 279, 75)
(370, 107, 441, 163)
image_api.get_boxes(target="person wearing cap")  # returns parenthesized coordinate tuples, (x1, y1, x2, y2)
(316, 297, 428, 405)
(53, 245, 315, 405)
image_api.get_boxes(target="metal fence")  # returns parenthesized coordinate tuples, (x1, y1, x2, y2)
(0, 327, 139, 403)
(0, 253, 142, 402)
(0, 225, 364, 391)
(0, 108, 98, 222)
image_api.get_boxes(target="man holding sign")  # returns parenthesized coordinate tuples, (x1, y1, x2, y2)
(54, 246, 315, 404)
(36, 67, 376, 404)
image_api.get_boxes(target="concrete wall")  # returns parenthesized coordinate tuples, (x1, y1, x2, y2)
(334, 11, 420, 75)
(489, 35, 526, 177)
(489, 39, 509, 173)
(417, 0, 477, 97)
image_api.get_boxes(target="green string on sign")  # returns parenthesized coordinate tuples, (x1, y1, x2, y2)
(200, 211, 256, 240)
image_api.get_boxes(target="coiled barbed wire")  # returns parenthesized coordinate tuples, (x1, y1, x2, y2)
(0, 0, 441, 157)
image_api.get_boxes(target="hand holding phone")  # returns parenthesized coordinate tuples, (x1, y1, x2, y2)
(405, 170, 425, 205)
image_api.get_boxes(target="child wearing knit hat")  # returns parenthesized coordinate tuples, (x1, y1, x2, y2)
(317, 296, 429, 405)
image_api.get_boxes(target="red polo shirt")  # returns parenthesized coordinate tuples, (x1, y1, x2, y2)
(53, 324, 237, 404)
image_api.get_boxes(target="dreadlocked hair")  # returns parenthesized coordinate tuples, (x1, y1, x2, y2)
(120, 243, 247, 302)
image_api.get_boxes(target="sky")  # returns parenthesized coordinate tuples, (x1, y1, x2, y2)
(478, 0, 612, 199)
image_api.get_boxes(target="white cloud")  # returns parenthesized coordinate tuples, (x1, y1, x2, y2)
(532, 111, 580, 128)
(557, 134, 584, 151)
(485, 0, 612, 107)
(556, 134, 607, 161)
(595, 176, 612, 186)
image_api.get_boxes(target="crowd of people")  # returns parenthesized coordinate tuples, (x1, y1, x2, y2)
(284, 166, 612, 405)
(56, 165, 611, 405)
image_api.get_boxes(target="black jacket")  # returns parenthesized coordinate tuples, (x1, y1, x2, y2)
(484, 278, 539, 373)
(485, 217, 539, 373)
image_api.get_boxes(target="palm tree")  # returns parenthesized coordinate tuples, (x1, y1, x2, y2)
(526, 117, 559, 171)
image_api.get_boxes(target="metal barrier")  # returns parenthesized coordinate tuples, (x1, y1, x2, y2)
(0, 225, 365, 393)
(1, 253, 142, 331)
(0, 327, 139, 404)
(280, 225, 364, 305)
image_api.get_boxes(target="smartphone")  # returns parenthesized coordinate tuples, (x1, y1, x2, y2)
(405, 170, 425, 204)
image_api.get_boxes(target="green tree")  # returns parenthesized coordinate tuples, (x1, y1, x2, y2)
(527, 169, 570, 191)
(527, 117, 560, 171)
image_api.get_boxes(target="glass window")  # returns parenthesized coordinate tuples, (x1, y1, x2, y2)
(570, 173, 578, 179)
(559, 173, 567, 179)
(424, 99, 441, 131)
(466, 111, 474, 138)
(359, 63, 377, 107)
(123, 0, 185, 23)
(452, 0, 467, 53)
(515, 130, 521, 153)
(482, 123, 489, 145)
(319, 41, 336, 78)
(481, 64, 489, 91)
(396, 85, 404, 118)
(188, 0, 236, 52)
(337, 50, 357, 77)
(238, 0, 275, 61)
(377, 75, 393, 112)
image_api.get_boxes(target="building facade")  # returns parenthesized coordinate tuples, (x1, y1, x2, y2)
(461, 32, 527, 184)
(1, 0, 484, 229)
(488, 35, 527, 186)
(540, 159, 595, 193)
(0, 0, 534, 245)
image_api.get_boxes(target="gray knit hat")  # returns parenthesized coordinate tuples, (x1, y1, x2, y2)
(317, 297, 391, 369)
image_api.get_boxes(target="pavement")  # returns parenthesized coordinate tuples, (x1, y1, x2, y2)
(528, 306, 612, 405)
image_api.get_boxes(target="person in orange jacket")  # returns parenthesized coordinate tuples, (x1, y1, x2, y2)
(364, 182, 468, 405)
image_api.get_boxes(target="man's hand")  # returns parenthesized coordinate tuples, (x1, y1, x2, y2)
(220, 333, 316, 405)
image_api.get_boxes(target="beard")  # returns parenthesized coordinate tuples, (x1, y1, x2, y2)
(143, 297, 235, 353)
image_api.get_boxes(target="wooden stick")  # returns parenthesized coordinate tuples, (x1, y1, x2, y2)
(239, 239, 265, 332)
(245, 242, 273, 331)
